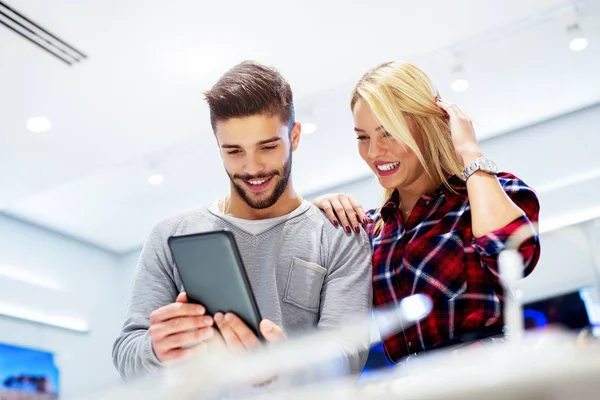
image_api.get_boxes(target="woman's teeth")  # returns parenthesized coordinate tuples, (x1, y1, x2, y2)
(376, 162, 399, 171)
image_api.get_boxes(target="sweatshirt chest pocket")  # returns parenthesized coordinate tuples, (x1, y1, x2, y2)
(283, 257, 327, 313)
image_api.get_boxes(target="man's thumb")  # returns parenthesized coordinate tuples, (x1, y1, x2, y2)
(260, 319, 284, 342)
(176, 292, 188, 303)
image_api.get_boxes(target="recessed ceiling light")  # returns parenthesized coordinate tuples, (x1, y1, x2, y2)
(303, 122, 317, 134)
(26, 117, 52, 133)
(569, 36, 588, 51)
(148, 174, 164, 185)
(450, 78, 469, 92)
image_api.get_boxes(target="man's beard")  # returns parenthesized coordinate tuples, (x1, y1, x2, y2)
(228, 155, 292, 210)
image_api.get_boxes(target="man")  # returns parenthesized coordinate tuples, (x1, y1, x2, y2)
(112, 61, 373, 383)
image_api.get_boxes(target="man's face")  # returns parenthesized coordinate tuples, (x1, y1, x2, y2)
(215, 115, 300, 210)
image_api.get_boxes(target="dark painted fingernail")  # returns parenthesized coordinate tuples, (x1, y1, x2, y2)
(345, 226, 351, 233)
(354, 226, 360, 234)
(333, 220, 338, 226)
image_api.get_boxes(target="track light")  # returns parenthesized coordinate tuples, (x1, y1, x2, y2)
(298, 104, 317, 135)
(450, 64, 469, 92)
(567, 22, 588, 51)
(564, 5, 588, 52)
(144, 157, 165, 186)
(449, 50, 469, 92)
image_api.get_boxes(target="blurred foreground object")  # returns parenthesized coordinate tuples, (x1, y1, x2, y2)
(79, 295, 433, 400)
(77, 228, 600, 399)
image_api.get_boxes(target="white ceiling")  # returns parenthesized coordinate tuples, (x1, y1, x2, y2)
(1, 0, 599, 253)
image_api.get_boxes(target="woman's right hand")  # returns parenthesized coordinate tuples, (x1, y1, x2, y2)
(312, 193, 368, 234)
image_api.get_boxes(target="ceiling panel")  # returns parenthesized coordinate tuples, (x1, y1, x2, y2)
(1, 0, 598, 252)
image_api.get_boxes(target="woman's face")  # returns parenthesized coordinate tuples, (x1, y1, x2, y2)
(352, 98, 426, 190)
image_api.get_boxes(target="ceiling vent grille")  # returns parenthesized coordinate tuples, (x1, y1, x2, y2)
(0, 1, 87, 66)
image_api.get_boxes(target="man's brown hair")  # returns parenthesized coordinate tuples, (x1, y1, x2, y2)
(204, 60, 295, 132)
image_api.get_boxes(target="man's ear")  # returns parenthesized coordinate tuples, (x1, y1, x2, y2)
(290, 122, 301, 152)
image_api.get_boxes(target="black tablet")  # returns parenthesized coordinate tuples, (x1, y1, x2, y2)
(167, 230, 263, 340)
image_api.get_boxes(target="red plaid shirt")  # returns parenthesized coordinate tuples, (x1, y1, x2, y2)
(364, 172, 541, 363)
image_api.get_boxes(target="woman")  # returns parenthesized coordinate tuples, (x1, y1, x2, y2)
(313, 61, 540, 363)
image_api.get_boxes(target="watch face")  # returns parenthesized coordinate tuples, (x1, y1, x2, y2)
(480, 157, 498, 173)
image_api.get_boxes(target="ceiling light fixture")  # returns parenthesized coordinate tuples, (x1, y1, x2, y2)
(148, 173, 165, 186)
(26, 117, 52, 133)
(450, 76, 469, 93)
(303, 122, 317, 134)
(564, 6, 588, 52)
(449, 51, 469, 92)
(568, 22, 588, 51)
(298, 104, 318, 135)
(0, 302, 89, 333)
(536, 168, 600, 194)
(539, 205, 600, 234)
(0, 265, 60, 291)
(144, 157, 165, 186)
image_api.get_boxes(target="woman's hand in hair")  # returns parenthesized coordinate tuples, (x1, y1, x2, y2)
(312, 193, 367, 234)
(436, 98, 482, 166)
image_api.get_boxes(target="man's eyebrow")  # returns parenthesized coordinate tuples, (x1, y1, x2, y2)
(220, 137, 281, 149)
(257, 137, 281, 145)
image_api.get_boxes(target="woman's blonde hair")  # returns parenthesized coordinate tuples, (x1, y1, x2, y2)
(350, 61, 464, 232)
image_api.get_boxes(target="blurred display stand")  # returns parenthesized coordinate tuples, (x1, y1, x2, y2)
(73, 231, 600, 399)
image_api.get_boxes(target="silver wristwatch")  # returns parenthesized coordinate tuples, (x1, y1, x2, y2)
(461, 155, 498, 181)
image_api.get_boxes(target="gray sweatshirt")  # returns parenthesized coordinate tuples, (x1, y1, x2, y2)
(112, 202, 373, 383)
